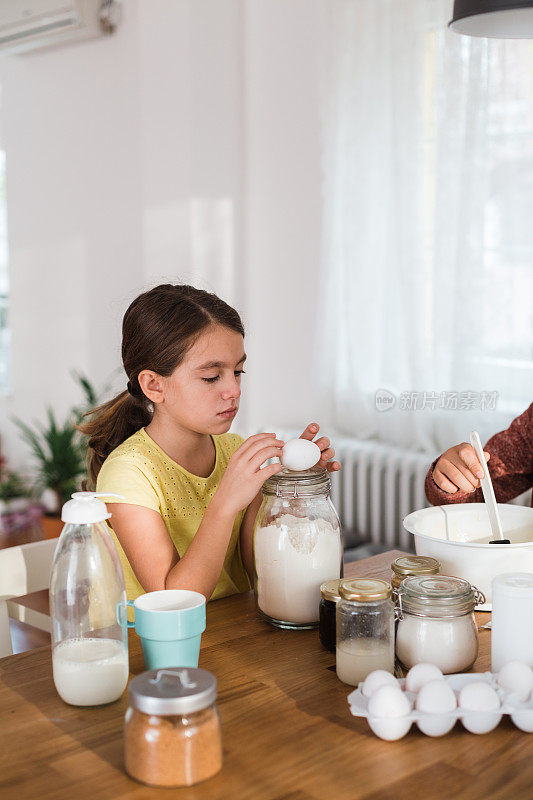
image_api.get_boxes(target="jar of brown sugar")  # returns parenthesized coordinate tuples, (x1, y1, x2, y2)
(125, 667, 222, 788)
(391, 556, 440, 590)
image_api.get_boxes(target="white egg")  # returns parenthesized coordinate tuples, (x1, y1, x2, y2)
(415, 679, 457, 737)
(368, 715, 413, 742)
(497, 661, 533, 702)
(361, 670, 397, 698)
(459, 682, 500, 712)
(459, 681, 502, 734)
(367, 685, 412, 741)
(405, 663, 444, 694)
(510, 710, 533, 733)
(368, 684, 412, 718)
(281, 438, 321, 471)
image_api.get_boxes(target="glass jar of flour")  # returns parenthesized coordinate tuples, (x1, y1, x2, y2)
(253, 467, 343, 629)
(396, 576, 485, 673)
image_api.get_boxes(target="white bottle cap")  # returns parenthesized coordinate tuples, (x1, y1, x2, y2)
(493, 573, 533, 598)
(61, 491, 125, 524)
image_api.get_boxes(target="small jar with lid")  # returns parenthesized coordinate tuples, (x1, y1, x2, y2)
(396, 576, 485, 674)
(391, 555, 440, 591)
(124, 667, 222, 788)
(253, 467, 343, 629)
(336, 579, 395, 686)
(319, 579, 342, 652)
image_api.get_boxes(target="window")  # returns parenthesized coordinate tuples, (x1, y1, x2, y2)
(320, 2, 533, 450)
(422, 31, 533, 388)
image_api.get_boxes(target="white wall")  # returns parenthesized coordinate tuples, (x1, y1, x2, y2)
(0, 0, 326, 470)
(243, 0, 326, 434)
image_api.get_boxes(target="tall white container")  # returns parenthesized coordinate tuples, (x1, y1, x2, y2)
(491, 573, 533, 673)
(50, 491, 129, 706)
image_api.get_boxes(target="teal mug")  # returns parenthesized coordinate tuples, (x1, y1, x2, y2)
(127, 589, 206, 670)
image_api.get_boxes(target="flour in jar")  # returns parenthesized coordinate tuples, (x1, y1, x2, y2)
(395, 615, 478, 673)
(254, 513, 342, 624)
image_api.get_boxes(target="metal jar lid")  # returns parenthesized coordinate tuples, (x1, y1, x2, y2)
(339, 578, 392, 602)
(320, 579, 342, 603)
(262, 466, 331, 498)
(128, 668, 217, 716)
(398, 575, 485, 619)
(391, 555, 441, 577)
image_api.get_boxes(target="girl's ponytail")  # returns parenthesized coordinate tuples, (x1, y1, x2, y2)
(79, 390, 152, 487)
(79, 283, 245, 487)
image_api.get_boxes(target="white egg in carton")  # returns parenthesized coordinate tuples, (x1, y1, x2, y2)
(347, 661, 533, 740)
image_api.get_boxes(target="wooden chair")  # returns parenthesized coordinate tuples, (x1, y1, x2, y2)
(0, 538, 58, 657)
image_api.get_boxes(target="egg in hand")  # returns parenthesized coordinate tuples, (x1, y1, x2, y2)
(281, 438, 321, 471)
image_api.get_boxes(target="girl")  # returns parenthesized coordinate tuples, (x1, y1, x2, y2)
(80, 284, 340, 602)
(425, 402, 533, 506)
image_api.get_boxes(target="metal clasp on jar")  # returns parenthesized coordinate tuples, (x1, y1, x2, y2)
(395, 593, 403, 621)
(472, 586, 486, 607)
(275, 483, 300, 499)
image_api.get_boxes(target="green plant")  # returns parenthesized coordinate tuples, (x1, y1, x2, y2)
(13, 409, 85, 510)
(0, 469, 29, 501)
(12, 371, 111, 512)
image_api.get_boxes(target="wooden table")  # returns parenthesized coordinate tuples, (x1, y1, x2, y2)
(0, 550, 530, 800)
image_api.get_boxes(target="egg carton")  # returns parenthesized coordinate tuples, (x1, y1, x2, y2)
(347, 672, 533, 739)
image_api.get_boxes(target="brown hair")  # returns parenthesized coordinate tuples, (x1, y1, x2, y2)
(79, 284, 245, 486)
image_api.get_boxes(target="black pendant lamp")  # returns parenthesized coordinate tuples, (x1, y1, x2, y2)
(449, 0, 533, 37)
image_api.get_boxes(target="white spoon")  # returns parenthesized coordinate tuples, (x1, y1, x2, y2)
(469, 430, 510, 544)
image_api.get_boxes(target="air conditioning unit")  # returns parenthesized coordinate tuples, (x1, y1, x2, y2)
(0, 0, 121, 55)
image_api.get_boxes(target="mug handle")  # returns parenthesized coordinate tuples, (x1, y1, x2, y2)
(115, 601, 128, 627)
(126, 599, 135, 629)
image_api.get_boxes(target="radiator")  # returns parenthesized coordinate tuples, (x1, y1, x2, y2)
(329, 439, 432, 551)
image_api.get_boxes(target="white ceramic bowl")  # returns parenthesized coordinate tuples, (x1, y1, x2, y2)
(403, 503, 533, 609)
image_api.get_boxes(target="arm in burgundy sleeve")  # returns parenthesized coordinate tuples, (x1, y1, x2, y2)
(425, 403, 533, 506)
(424, 457, 483, 506)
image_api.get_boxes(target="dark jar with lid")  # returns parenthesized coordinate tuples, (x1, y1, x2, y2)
(319, 579, 342, 652)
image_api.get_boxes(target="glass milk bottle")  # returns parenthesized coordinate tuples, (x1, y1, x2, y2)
(50, 492, 129, 706)
(253, 467, 343, 629)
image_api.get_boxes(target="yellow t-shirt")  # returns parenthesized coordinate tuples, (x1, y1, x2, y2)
(96, 427, 249, 602)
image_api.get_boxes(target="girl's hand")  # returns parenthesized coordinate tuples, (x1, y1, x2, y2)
(433, 443, 491, 494)
(213, 433, 285, 517)
(298, 422, 341, 472)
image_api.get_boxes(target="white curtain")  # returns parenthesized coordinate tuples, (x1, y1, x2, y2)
(319, 0, 533, 454)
